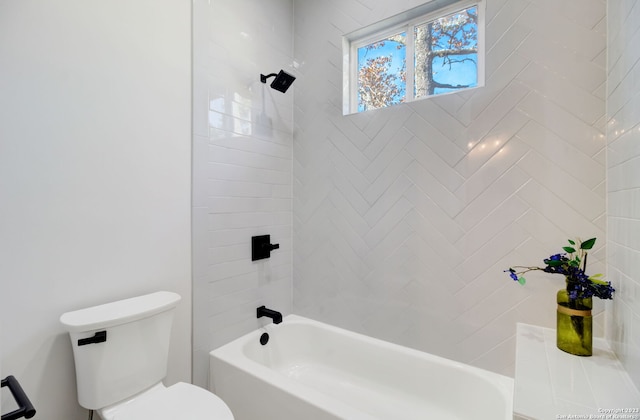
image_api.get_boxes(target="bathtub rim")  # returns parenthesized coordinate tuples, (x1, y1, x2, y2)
(209, 314, 514, 419)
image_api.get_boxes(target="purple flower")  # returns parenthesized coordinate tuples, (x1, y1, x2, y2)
(505, 268, 518, 281)
(504, 237, 615, 301)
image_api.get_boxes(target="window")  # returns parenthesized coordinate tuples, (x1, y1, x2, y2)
(344, 0, 485, 114)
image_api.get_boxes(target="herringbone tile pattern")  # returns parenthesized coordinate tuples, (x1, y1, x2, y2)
(293, 0, 606, 375)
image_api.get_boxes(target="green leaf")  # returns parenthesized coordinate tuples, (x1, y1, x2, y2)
(589, 278, 608, 285)
(518, 277, 526, 285)
(581, 238, 597, 250)
(591, 273, 603, 278)
(568, 239, 576, 245)
(569, 260, 579, 267)
(546, 260, 563, 266)
(563, 246, 576, 253)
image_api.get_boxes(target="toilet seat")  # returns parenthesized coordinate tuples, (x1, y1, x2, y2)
(111, 382, 233, 420)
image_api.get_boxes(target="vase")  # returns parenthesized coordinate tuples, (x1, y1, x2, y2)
(556, 289, 592, 356)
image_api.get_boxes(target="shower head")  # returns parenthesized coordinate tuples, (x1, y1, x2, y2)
(260, 70, 296, 93)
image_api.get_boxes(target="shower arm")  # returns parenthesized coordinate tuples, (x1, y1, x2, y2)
(260, 73, 278, 83)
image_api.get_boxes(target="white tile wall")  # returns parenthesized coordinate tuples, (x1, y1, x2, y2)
(607, 0, 640, 390)
(293, 0, 606, 377)
(193, 0, 640, 385)
(192, 0, 294, 387)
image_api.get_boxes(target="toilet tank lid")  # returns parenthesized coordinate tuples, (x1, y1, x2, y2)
(60, 291, 181, 333)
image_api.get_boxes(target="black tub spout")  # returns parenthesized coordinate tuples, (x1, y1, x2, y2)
(257, 306, 282, 324)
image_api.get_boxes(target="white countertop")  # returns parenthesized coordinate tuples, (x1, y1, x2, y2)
(514, 323, 640, 420)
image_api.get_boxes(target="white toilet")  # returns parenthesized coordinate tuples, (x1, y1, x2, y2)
(60, 291, 234, 420)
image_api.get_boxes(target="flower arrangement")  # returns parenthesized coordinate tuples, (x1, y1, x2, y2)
(505, 237, 615, 301)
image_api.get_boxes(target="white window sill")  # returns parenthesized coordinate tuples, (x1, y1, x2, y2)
(514, 323, 640, 420)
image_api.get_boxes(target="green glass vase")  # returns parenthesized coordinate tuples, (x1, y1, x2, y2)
(556, 288, 592, 356)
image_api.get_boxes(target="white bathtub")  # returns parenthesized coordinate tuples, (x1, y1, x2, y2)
(209, 315, 513, 420)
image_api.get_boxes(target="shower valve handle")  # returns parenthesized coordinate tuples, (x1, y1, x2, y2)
(251, 235, 279, 261)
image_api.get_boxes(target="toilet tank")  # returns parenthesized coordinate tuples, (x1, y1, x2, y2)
(60, 291, 181, 410)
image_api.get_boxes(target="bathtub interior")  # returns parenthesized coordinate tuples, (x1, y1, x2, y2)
(245, 318, 511, 418)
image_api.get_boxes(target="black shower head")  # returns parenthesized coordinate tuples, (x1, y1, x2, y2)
(260, 70, 296, 93)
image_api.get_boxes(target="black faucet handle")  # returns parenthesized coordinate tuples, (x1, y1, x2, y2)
(252, 235, 280, 261)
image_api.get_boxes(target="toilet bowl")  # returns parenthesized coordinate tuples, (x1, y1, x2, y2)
(99, 383, 233, 420)
(60, 291, 233, 419)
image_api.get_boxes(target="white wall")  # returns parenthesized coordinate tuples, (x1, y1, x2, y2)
(607, 0, 640, 389)
(0, 1, 192, 419)
(191, 0, 294, 387)
(293, 0, 607, 377)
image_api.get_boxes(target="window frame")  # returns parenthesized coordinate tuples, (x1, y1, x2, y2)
(344, 0, 485, 115)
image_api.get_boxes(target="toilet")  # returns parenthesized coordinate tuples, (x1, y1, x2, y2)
(60, 291, 233, 420)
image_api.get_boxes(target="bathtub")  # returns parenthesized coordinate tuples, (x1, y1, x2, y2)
(209, 315, 513, 420)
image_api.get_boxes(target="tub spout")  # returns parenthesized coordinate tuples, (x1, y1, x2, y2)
(257, 306, 282, 324)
